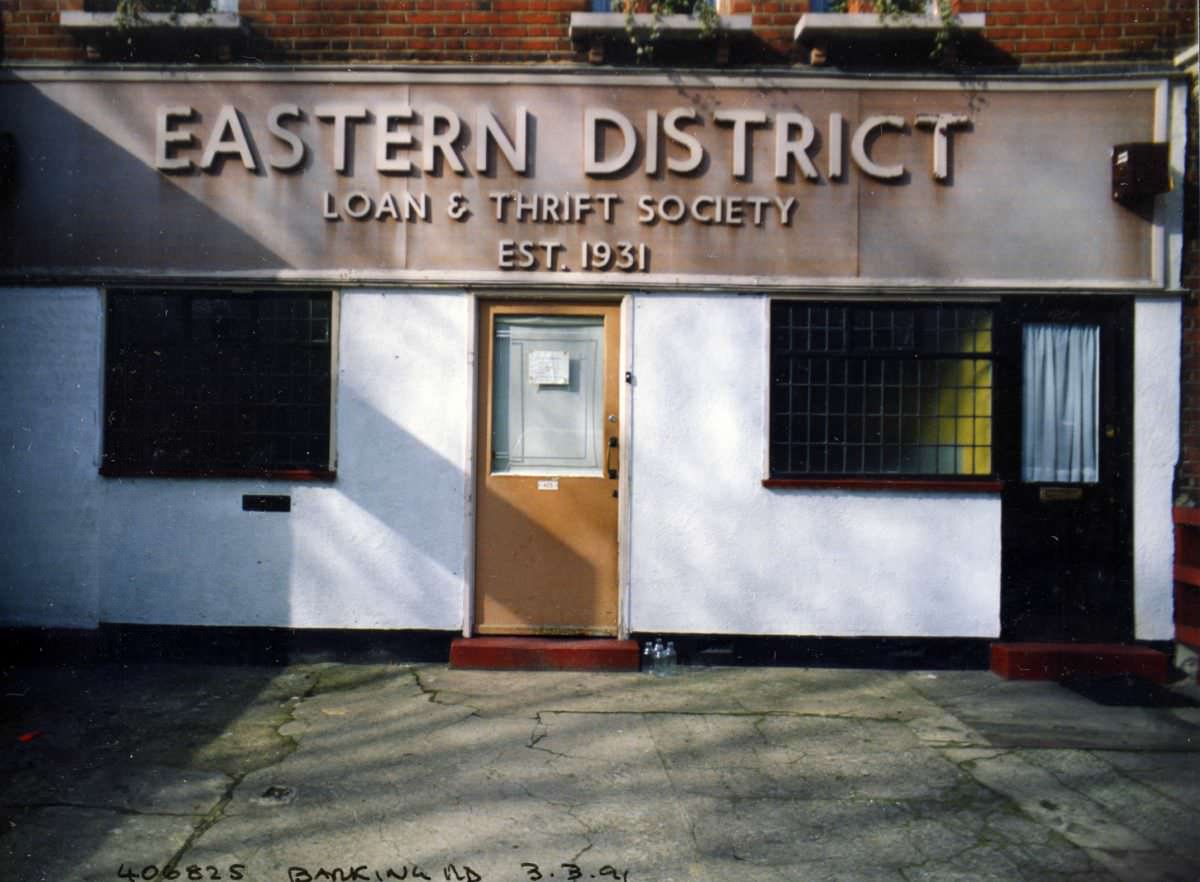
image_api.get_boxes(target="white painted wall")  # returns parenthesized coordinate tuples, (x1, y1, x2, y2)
(97, 289, 470, 630)
(1133, 296, 1181, 640)
(626, 294, 1003, 638)
(0, 287, 1181, 641)
(0, 288, 103, 628)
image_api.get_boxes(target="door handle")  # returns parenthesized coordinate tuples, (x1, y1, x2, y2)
(607, 436, 618, 479)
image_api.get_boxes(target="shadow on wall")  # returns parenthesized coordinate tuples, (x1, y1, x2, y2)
(0, 82, 606, 635)
(0, 83, 296, 632)
(0, 79, 289, 276)
(93, 340, 601, 634)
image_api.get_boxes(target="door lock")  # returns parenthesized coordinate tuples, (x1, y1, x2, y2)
(607, 436, 619, 479)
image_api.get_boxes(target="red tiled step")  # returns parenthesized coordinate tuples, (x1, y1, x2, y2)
(990, 642, 1169, 684)
(450, 637, 640, 671)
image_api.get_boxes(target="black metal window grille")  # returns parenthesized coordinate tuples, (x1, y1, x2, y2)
(770, 302, 995, 479)
(103, 290, 333, 476)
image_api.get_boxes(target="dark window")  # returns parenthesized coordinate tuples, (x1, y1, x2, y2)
(770, 302, 994, 480)
(103, 290, 333, 478)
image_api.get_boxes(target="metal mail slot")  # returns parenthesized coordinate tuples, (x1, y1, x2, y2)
(243, 494, 291, 513)
(1039, 487, 1084, 502)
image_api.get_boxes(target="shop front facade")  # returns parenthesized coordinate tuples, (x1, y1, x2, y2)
(0, 65, 1188, 649)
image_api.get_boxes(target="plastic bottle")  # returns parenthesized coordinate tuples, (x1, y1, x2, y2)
(651, 639, 665, 676)
(641, 640, 654, 674)
(664, 640, 678, 676)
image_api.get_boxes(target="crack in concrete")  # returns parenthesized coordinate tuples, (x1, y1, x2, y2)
(540, 708, 910, 723)
(749, 714, 771, 749)
(1085, 748, 1200, 815)
(1027, 749, 1200, 868)
(511, 777, 596, 859)
(162, 772, 244, 875)
(153, 667, 324, 873)
(410, 668, 482, 718)
(927, 747, 1165, 879)
(561, 804, 596, 863)
(638, 712, 710, 858)
(938, 748, 1013, 767)
(568, 841, 593, 864)
(525, 715, 576, 763)
(896, 811, 1110, 882)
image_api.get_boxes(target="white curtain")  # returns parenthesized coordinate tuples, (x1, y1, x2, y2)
(1022, 323, 1099, 483)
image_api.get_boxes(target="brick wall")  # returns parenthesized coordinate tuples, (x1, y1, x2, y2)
(960, 0, 1196, 65)
(3, 0, 85, 62)
(1, 1, 1195, 65)
(741, 1, 1197, 64)
(238, 0, 583, 65)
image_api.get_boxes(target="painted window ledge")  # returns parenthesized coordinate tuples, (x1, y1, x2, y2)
(793, 11, 986, 43)
(60, 10, 242, 32)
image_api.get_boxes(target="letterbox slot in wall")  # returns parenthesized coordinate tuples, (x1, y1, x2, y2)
(243, 494, 291, 513)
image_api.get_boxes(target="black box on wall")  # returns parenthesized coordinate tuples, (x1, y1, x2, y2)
(1112, 142, 1170, 203)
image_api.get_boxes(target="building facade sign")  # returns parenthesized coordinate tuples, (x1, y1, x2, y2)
(0, 71, 1175, 288)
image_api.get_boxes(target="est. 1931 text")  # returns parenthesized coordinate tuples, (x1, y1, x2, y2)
(498, 240, 649, 273)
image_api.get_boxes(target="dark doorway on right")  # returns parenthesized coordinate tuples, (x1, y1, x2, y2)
(998, 298, 1134, 643)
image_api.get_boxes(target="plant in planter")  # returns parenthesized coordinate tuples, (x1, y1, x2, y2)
(830, 0, 961, 59)
(112, 0, 212, 28)
(618, 0, 720, 60)
(835, 0, 926, 12)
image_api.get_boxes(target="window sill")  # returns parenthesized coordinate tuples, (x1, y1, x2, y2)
(793, 12, 986, 43)
(59, 11, 242, 32)
(763, 477, 1003, 493)
(100, 466, 335, 482)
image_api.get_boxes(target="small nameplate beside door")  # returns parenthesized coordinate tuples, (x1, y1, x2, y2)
(1039, 487, 1084, 502)
(537, 479, 559, 491)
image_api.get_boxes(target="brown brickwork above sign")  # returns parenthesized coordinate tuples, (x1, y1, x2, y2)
(1, 1, 1194, 66)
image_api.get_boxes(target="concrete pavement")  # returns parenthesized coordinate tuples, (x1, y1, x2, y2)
(2, 660, 1199, 882)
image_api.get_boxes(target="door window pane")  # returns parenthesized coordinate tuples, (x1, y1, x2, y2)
(1021, 323, 1099, 483)
(492, 315, 605, 475)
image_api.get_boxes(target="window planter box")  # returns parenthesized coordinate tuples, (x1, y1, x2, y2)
(60, 7, 242, 61)
(569, 12, 753, 65)
(60, 10, 241, 32)
(794, 12, 986, 67)
(794, 11, 985, 42)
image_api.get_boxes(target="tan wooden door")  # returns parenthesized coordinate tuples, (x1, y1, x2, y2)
(474, 301, 621, 636)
